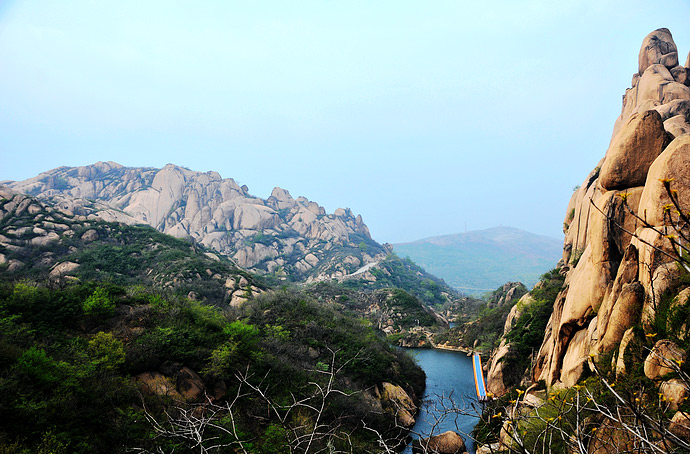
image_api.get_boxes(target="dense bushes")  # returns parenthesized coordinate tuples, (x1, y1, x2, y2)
(434, 282, 530, 352)
(0, 281, 424, 453)
(502, 268, 564, 381)
(342, 254, 458, 307)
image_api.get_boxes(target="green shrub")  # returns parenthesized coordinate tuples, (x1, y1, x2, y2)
(83, 288, 115, 317)
(17, 347, 67, 388)
(88, 332, 125, 371)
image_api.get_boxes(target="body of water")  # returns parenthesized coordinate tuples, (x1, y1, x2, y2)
(403, 348, 481, 454)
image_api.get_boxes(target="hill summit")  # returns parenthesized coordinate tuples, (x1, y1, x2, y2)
(3, 161, 388, 283)
(394, 226, 562, 294)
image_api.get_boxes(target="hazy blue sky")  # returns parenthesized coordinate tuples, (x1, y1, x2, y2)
(1, 1, 689, 243)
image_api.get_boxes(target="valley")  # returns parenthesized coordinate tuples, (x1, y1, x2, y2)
(2, 4, 690, 453)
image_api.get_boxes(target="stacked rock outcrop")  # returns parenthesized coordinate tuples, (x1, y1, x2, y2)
(527, 28, 690, 389)
(4, 162, 386, 282)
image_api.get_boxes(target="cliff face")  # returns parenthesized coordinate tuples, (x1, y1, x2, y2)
(484, 28, 690, 394)
(4, 162, 388, 283)
(533, 28, 690, 389)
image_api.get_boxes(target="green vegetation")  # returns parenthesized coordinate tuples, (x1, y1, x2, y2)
(393, 227, 562, 295)
(433, 282, 529, 352)
(306, 281, 442, 338)
(0, 196, 427, 453)
(435, 304, 513, 352)
(82, 287, 115, 317)
(0, 281, 424, 453)
(501, 268, 564, 384)
(0, 217, 258, 307)
(341, 254, 459, 307)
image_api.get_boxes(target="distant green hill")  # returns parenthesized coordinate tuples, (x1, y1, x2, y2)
(393, 226, 562, 295)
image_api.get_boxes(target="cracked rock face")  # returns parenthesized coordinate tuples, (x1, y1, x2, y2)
(535, 28, 690, 388)
(486, 29, 690, 392)
(5, 162, 386, 282)
(638, 28, 678, 75)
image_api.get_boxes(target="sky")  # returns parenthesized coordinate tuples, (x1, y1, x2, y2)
(1, 1, 689, 244)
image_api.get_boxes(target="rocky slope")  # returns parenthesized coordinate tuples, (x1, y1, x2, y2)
(3, 162, 389, 283)
(0, 186, 427, 452)
(485, 28, 690, 394)
(0, 186, 263, 306)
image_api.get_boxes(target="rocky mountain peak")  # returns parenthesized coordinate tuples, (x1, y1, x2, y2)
(533, 28, 690, 389)
(638, 28, 679, 75)
(485, 28, 690, 394)
(5, 162, 385, 282)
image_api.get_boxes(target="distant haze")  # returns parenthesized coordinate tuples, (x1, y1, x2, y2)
(1, 2, 690, 243)
(393, 226, 563, 295)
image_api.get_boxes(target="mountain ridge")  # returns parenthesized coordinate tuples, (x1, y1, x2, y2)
(2, 161, 465, 309)
(393, 226, 562, 294)
(3, 161, 388, 284)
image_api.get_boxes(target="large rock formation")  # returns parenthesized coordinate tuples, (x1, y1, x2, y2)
(0, 187, 261, 304)
(527, 28, 690, 388)
(3, 162, 388, 282)
(484, 29, 690, 393)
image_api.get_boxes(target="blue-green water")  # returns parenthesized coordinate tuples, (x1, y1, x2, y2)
(403, 348, 480, 454)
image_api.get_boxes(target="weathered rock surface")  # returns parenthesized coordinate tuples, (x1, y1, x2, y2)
(587, 418, 639, 454)
(669, 411, 690, 439)
(475, 443, 501, 454)
(599, 110, 670, 190)
(644, 340, 686, 380)
(135, 366, 210, 403)
(660, 378, 689, 410)
(5, 162, 386, 282)
(520, 28, 690, 390)
(412, 431, 467, 454)
(135, 372, 184, 401)
(639, 28, 678, 75)
(380, 382, 417, 428)
(486, 340, 512, 397)
(176, 366, 206, 402)
(615, 327, 637, 377)
(49, 261, 80, 279)
(638, 135, 690, 226)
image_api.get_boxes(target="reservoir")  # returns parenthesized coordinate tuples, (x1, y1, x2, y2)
(403, 348, 480, 454)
